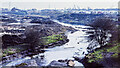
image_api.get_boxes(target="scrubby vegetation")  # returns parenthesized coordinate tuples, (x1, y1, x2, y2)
(84, 17, 120, 67)
(15, 63, 27, 67)
(1, 18, 73, 59)
(2, 45, 27, 57)
(87, 43, 120, 63)
(41, 34, 64, 45)
(24, 26, 68, 50)
(1, 34, 66, 58)
(89, 17, 117, 46)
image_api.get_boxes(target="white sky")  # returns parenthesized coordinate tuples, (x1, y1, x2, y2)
(1, 0, 119, 2)
(1, 0, 120, 9)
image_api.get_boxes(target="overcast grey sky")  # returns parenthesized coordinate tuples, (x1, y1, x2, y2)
(1, 0, 120, 9)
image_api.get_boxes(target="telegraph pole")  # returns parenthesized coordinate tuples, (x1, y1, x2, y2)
(9, 2, 11, 11)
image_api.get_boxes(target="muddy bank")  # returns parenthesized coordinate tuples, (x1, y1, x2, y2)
(73, 26, 120, 68)
(1, 18, 77, 65)
(74, 57, 103, 68)
(1, 37, 69, 65)
(75, 44, 120, 68)
(2, 24, 90, 67)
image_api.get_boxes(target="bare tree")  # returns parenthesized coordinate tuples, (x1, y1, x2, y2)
(89, 17, 117, 46)
(24, 28, 40, 50)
